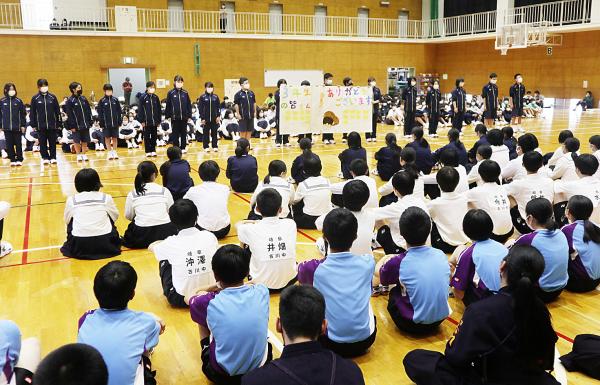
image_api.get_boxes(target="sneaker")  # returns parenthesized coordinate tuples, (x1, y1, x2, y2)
(212, 148, 218, 153)
(127, 142, 133, 149)
(146, 152, 152, 157)
(372, 138, 377, 142)
(329, 140, 336, 145)
(342, 139, 347, 143)
(287, 176, 296, 184)
(372, 169, 379, 176)
(275, 143, 281, 148)
(82, 155, 88, 161)
(336, 172, 344, 179)
(33, 145, 40, 152)
(0, 241, 12, 258)
(151, 152, 157, 157)
(50, 159, 57, 164)
(77, 155, 83, 162)
(107, 152, 114, 160)
(42, 159, 50, 165)
(1, 150, 7, 159)
(284, 142, 291, 147)
(113, 151, 119, 159)
(315, 237, 328, 257)
(371, 285, 383, 297)
(9, 162, 16, 167)
(181, 149, 188, 154)
(323, 140, 330, 145)
(16, 161, 22, 166)
(204, 148, 210, 153)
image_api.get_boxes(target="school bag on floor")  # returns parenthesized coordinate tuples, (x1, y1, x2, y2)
(559, 334, 600, 380)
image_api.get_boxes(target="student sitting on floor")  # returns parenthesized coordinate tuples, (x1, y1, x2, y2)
(487, 128, 510, 170)
(513, 198, 569, 303)
(547, 130, 574, 167)
(403, 245, 560, 385)
(237, 188, 297, 291)
(184, 160, 231, 239)
(589, 134, 600, 176)
(290, 138, 320, 184)
(553, 154, 600, 226)
(406, 127, 434, 175)
(291, 156, 331, 229)
(504, 151, 554, 235)
(378, 147, 425, 206)
(249, 160, 294, 220)
(150, 199, 219, 307)
(466, 145, 492, 187)
(241, 285, 366, 385)
(427, 167, 470, 254)
(0, 320, 40, 385)
(502, 126, 518, 160)
(0, 201, 11, 258)
(159, 146, 193, 201)
(60, 168, 121, 260)
(227, 138, 259, 193)
(373, 171, 430, 255)
(374, 207, 450, 334)
(316, 180, 376, 257)
(374, 133, 402, 181)
(466, 160, 514, 243)
(330, 159, 378, 209)
(467, 124, 489, 164)
(451, 209, 508, 306)
(550, 137, 580, 182)
(502, 133, 540, 182)
(189, 244, 272, 385)
(338, 132, 367, 179)
(298, 208, 376, 358)
(34, 343, 108, 385)
(561, 195, 600, 292)
(123, 161, 177, 249)
(423, 147, 469, 199)
(78, 261, 165, 385)
(432, 128, 467, 167)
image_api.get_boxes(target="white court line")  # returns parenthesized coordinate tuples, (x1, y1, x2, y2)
(267, 330, 284, 353)
(554, 346, 568, 385)
(10, 245, 62, 254)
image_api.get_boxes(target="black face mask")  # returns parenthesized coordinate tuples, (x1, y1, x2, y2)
(76, 90, 82, 96)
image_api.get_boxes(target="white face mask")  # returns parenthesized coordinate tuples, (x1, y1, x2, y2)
(411, 81, 416, 86)
(148, 88, 155, 94)
(433, 84, 439, 90)
(40, 86, 49, 93)
(325, 79, 333, 85)
(206, 87, 214, 94)
(516, 77, 523, 83)
(490, 79, 497, 85)
(370, 82, 376, 87)
(175, 82, 183, 89)
(7, 90, 15, 97)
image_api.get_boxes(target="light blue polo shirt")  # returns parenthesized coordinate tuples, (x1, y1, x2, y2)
(299, 252, 375, 343)
(515, 229, 569, 291)
(563, 220, 600, 280)
(78, 308, 160, 385)
(190, 284, 270, 376)
(0, 320, 20, 384)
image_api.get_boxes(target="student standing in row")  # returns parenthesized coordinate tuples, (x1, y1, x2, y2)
(366, 76, 381, 142)
(234, 77, 258, 141)
(451, 78, 467, 132)
(198, 81, 221, 152)
(96, 84, 122, 160)
(426, 80, 441, 137)
(137, 81, 161, 158)
(274, 78, 290, 147)
(402, 77, 418, 138)
(482, 73, 499, 128)
(30, 79, 61, 165)
(510, 73, 526, 132)
(322, 73, 336, 144)
(165, 75, 192, 152)
(0, 83, 26, 166)
(64, 82, 93, 162)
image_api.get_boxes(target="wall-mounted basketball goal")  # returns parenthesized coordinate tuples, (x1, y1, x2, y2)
(495, 20, 563, 55)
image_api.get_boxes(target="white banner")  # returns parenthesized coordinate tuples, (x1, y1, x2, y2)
(279, 85, 373, 135)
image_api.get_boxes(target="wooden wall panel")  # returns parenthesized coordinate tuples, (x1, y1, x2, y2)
(433, 30, 600, 99)
(0, 34, 431, 101)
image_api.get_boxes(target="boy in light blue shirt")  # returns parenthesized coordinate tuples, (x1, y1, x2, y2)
(298, 208, 376, 358)
(78, 261, 165, 385)
(374, 207, 451, 334)
(189, 244, 271, 384)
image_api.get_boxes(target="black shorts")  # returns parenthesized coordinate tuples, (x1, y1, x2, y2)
(72, 128, 90, 144)
(238, 118, 254, 133)
(511, 107, 523, 117)
(103, 127, 119, 138)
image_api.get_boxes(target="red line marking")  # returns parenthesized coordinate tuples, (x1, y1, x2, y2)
(21, 177, 33, 264)
(0, 256, 69, 269)
(555, 331, 574, 344)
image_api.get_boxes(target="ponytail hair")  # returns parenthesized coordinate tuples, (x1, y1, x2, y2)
(503, 245, 555, 370)
(385, 133, 402, 155)
(411, 127, 429, 148)
(299, 137, 313, 157)
(134, 161, 158, 195)
(566, 195, 600, 243)
(235, 138, 250, 157)
(264, 160, 287, 184)
(563, 137, 580, 162)
(525, 198, 557, 231)
(400, 147, 420, 180)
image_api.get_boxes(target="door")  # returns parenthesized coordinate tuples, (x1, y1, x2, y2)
(358, 8, 369, 37)
(168, 0, 184, 32)
(269, 3, 283, 35)
(398, 10, 409, 37)
(314, 6, 326, 36)
(107, 68, 148, 104)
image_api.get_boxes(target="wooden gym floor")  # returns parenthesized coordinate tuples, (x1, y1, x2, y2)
(1, 107, 599, 384)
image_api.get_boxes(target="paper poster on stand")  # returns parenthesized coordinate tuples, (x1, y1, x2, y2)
(279, 85, 372, 135)
(224, 79, 241, 101)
